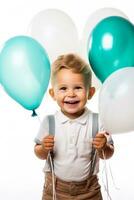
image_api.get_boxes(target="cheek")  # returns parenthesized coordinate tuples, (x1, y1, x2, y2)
(79, 91, 88, 98)
(56, 93, 65, 101)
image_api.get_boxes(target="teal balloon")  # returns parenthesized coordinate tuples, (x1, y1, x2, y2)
(88, 16, 134, 82)
(0, 36, 50, 110)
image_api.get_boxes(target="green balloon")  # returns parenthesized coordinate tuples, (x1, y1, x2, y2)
(88, 16, 134, 82)
(0, 36, 50, 110)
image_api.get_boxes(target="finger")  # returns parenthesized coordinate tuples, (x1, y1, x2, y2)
(43, 144, 54, 150)
(92, 142, 103, 149)
(45, 147, 53, 150)
(44, 141, 54, 145)
(42, 135, 54, 140)
(44, 143, 54, 147)
(44, 138, 54, 143)
(93, 138, 106, 145)
(93, 139, 106, 144)
(92, 141, 100, 146)
(43, 136, 54, 141)
(93, 138, 101, 142)
(95, 133, 105, 138)
(92, 140, 104, 146)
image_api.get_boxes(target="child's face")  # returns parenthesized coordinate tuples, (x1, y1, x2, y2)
(49, 68, 95, 118)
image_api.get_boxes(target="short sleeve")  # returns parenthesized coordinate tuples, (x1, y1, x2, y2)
(98, 115, 114, 145)
(34, 116, 49, 144)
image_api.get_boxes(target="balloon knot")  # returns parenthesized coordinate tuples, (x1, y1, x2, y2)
(31, 110, 37, 117)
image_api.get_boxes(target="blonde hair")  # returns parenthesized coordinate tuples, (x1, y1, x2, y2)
(51, 53, 92, 87)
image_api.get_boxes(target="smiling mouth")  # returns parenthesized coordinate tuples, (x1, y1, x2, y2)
(64, 100, 80, 104)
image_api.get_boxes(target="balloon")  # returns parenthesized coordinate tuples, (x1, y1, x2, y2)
(88, 16, 134, 82)
(99, 67, 134, 134)
(80, 7, 128, 89)
(28, 9, 79, 62)
(0, 36, 50, 111)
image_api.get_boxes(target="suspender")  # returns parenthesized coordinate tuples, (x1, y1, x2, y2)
(92, 113, 98, 138)
(47, 115, 55, 136)
(90, 113, 98, 175)
(47, 115, 55, 169)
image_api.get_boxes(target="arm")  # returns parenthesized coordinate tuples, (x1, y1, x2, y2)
(34, 135, 54, 160)
(92, 133, 114, 159)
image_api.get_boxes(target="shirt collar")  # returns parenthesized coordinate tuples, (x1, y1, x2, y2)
(56, 108, 91, 125)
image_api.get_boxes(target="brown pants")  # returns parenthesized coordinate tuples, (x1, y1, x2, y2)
(42, 172, 103, 200)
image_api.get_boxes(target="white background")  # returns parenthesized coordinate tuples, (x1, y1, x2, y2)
(0, 0, 134, 199)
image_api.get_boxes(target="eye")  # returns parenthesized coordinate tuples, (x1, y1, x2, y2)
(75, 86, 82, 90)
(59, 87, 67, 91)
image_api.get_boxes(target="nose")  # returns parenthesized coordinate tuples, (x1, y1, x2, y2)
(67, 89, 76, 97)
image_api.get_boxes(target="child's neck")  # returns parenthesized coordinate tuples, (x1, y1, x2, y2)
(61, 108, 85, 119)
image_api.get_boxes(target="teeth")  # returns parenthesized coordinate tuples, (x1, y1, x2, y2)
(64, 100, 79, 104)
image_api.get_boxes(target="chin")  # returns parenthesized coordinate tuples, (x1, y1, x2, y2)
(64, 108, 82, 115)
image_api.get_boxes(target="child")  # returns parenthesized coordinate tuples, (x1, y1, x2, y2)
(34, 54, 114, 200)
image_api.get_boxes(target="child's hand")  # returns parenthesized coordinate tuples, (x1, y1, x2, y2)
(42, 135, 54, 152)
(92, 133, 107, 150)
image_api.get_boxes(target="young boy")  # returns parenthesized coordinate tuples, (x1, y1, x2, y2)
(34, 54, 114, 200)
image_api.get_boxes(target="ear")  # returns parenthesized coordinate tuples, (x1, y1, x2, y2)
(49, 88, 56, 101)
(88, 87, 95, 99)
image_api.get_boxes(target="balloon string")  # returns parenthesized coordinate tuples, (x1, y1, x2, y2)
(32, 112, 56, 200)
(102, 150, 112, 200)
(49, 152, 57, 200)
(108, 163, 120, 190)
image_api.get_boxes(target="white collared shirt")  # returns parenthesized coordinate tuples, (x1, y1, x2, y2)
(35, 108, 113, 181)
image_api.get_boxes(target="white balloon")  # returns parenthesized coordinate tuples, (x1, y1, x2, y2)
(99, 67, 134, 134)
(79, 7, 128, 90)
(28, 9, 79, 62)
